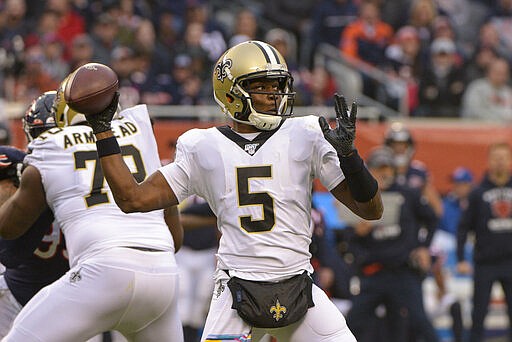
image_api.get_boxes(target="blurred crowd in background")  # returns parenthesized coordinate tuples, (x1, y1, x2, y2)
(1, 0, 512, 341)
(1, 0, 512, 120)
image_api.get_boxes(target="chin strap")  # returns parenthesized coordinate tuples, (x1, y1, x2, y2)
(249, 113, 282, 131)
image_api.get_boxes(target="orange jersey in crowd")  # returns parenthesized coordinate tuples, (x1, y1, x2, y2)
(340, 19, 394, 64)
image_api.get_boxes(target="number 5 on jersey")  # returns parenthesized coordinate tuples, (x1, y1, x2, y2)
(237, 166, 275, 233)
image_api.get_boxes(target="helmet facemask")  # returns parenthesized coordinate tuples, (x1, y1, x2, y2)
(233, 72, 295, 130)
(232, 72, 295, 131)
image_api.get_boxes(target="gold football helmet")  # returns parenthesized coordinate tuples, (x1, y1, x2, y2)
(212, 40, 295, 130)
(52, 74, 87, 127)
(52, 74, 122, 127)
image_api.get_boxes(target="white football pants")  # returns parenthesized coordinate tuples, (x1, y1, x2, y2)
(2, 247, 182, 342)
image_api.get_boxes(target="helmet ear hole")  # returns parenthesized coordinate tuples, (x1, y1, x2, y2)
(226, 94, 234, 103)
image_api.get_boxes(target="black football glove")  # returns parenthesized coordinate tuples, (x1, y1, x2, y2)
(86, 92, 120, 134)
(319, 93, 358, 157)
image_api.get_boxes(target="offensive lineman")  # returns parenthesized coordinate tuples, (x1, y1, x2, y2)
(0, 79, 184, 341)
(0, 92, 125, 341)
(0, 92, 68, 337)
(85, 40, 383, 341)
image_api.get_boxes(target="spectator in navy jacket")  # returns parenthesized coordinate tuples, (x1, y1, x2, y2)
(457, 142, 512, 342)
(346, 146, 439, 342)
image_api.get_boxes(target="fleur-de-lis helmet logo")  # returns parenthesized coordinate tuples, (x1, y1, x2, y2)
(215, 58, 232, 83)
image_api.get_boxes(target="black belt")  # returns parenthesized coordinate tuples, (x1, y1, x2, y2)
(123, 246, 166, 252)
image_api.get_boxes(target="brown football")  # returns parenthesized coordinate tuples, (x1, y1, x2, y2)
(64, 63, 119, 115)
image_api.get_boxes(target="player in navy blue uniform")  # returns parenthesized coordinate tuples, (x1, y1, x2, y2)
(384, 122, 443, 217)
(0, 148, 67, 330)
(346, 146, 439, 342)
(457, 142, 512, 342)
(0, 92, 69, 337)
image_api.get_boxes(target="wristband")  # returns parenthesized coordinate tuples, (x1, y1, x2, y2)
(338, 150, 363, 175)
(96, 136, 121, 158)
(339, 150, 378, 202)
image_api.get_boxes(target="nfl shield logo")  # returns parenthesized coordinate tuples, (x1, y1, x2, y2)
(244, 143, 259, 156)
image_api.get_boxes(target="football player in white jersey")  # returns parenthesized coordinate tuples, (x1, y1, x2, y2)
(86, 41, 383, 342)
(0, 79, 184, 341)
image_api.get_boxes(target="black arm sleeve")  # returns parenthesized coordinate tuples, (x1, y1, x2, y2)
(339, 151, 378, 202)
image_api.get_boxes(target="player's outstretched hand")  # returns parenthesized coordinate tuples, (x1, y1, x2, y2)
(86, 91, 120, 134)
(318, 93, 357, 156)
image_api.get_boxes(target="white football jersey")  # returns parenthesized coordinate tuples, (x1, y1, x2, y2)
(159, 115, 344, 280)
(25, 105, 174, 267)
